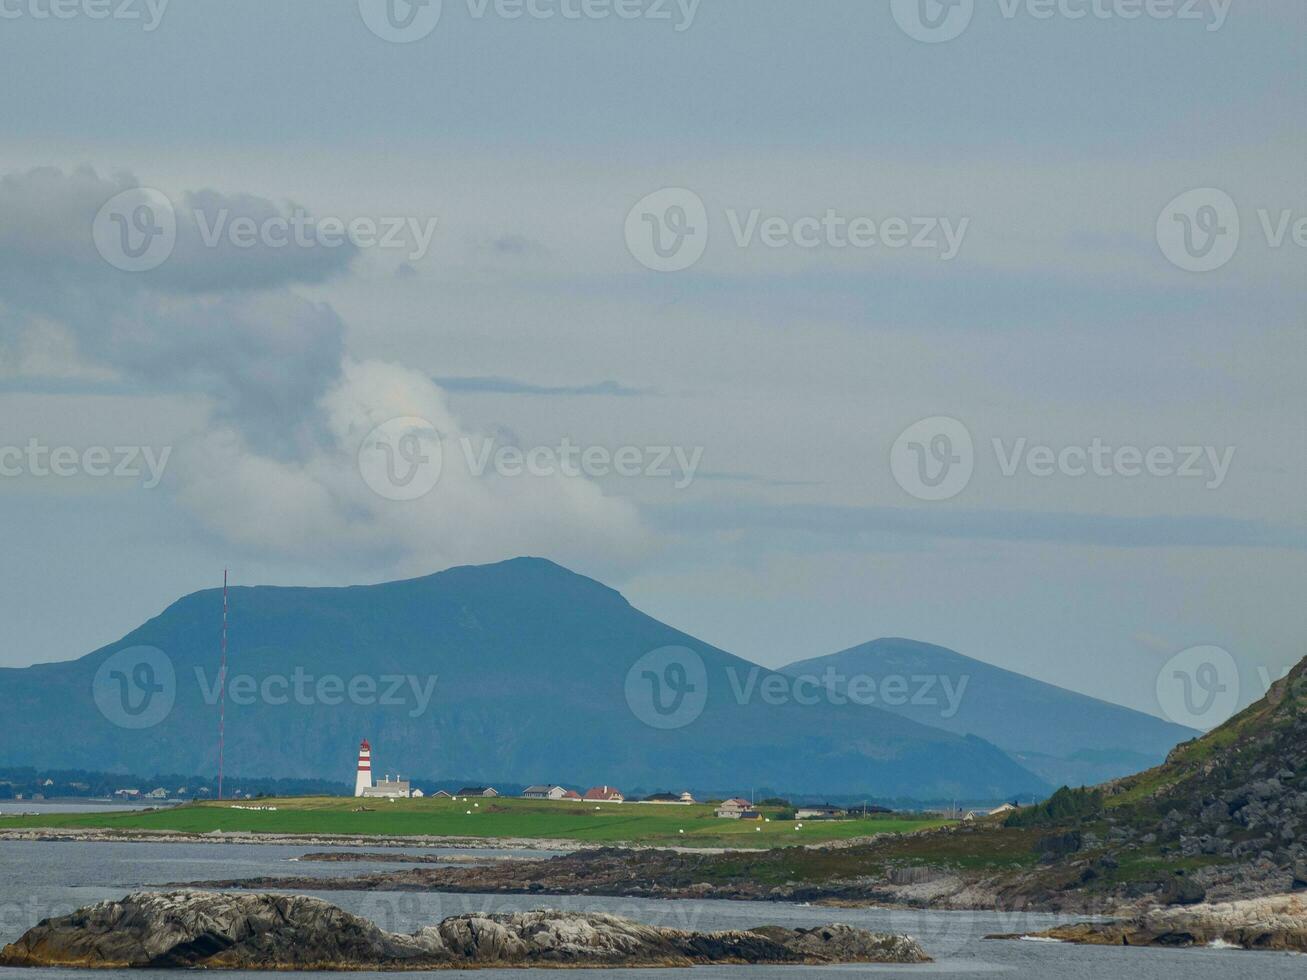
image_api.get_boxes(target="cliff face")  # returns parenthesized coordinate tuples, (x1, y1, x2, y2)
(1093, 657, 1307, 894)
(0, 892, 932, 970)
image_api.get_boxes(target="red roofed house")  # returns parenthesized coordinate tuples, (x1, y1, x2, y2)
(561, 790, 582, 801)
(583, 785, 624, 802)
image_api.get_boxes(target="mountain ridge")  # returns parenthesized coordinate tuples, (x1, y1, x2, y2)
(0, 558, 1047, 801)
(781, 637, 1197, 786)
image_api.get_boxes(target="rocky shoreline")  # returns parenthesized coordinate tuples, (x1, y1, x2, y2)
(181, 844, 1019, 910)
(296, 851, 530, 865)
(0, 892, 931, 970)
(0, 827, 585, 851)
(988, 893, 1307, 952)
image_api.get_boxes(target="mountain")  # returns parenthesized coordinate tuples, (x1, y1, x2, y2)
(0, 559, 1048, 801)
(781, 639, 1197, 787)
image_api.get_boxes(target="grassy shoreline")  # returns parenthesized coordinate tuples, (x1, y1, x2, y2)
(0, 796, 949, 849)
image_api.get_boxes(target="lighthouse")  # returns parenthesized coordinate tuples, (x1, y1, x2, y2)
(354, 739, 372, 797)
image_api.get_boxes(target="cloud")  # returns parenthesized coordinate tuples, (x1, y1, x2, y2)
(488, 234, 548, 258)
(434, 376, 655, 397)
(650, 501, 1307, 552)
(178, 359, 647, 570)
(1, 168, 352, 454)
(0, 166, 649, 574)
(0, 167, 356, 296)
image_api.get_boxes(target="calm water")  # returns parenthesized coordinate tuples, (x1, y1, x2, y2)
(0, 802, 159, 815)
(0, 839, 1299, 978)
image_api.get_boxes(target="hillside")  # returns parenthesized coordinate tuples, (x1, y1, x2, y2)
(1096, 653, 1307, 883)
(782, 639, 1196, 786)
(0, 559, 1047, 801)
(360, 651, 1306, 912)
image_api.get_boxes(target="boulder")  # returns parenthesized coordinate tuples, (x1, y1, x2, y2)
(0, 892, 933, 970)
(989, 893, 1307, 952)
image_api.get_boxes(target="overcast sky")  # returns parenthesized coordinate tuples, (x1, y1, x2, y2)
(1, 0, 1304, 727)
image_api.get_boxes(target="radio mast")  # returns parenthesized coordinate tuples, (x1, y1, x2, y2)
(218, 569, 228, 801)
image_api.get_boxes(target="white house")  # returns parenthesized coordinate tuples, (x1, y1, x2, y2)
(794, 804, 846, 820)
(362, 775, 412, 799)
(715, 798, 760, 819)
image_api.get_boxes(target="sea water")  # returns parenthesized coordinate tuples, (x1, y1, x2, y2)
(0, 837, 1300, 979)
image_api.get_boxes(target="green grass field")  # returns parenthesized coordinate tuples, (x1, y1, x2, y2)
(0, 796, 948, 849)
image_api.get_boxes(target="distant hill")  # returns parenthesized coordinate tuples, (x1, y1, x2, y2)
(0, 559, 1047, 801)
(781, 639, 1197, 786)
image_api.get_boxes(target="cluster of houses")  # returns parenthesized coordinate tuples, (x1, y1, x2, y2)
(424, 785, 701, 806)
(114, 786, 219, 801)
(713, 800, 853, 820)
(436, 788, 857, 821)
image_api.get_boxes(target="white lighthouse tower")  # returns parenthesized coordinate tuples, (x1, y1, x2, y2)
(354, 739, 372, 797)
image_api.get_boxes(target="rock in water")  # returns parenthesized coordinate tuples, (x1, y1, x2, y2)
(0, 892, 932, 970)
(989, 893, 1307, 952)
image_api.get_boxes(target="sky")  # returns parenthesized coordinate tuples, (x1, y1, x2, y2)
(1, 0, 1304, 729)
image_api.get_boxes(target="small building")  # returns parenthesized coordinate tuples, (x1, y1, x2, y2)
(362, 776, 412, 799)
(583, 786, 624, 803)
(456, 787, 499, 798)
(795, 804, 847, 820)
(714, 798, 755, 819)
(430, 790, 453, 799)
(679, 791, 696, 804)
(964, 802, 1018, 822)
(635, 789, 684, 804)
(146, 787, 169, 800)
(411, 789, 424, 798)
(523, 785, 568, 800)
(561, 789, 582, 801)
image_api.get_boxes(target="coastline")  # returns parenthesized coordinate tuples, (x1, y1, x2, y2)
(0, 826, 587, 851)
(0, 826, 756, 855)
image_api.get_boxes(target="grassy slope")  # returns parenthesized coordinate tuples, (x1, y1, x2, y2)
(1107, 663, 1306, 809)
(609, 660, 1307, 901)
(0, 796, 947, 849)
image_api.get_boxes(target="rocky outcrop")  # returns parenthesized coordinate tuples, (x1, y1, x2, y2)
(0, 892, 931, 970)
(989, 893, 1307, 952)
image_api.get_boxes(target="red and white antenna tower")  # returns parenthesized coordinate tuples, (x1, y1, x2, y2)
(217, 569, 228, 801)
